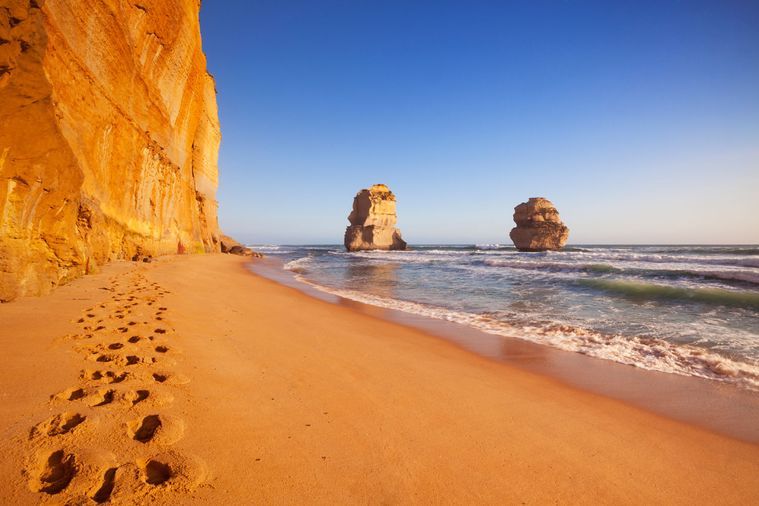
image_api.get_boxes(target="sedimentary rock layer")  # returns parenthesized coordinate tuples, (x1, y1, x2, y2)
(0, 0, 221, 301)
(344, 184, 407, 251)
(509, 198, 569, 251)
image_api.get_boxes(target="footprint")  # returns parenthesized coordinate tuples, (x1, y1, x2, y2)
(151, 372, 190, 385)
(143, 460, 171, 485)
(124, 390, 150, 406)
(89, 389, 115, 407)
(82, 370, 103, 381)
(52, 387, 86, 401)
(110, 372, 128, 384)
(82, 370, 128, 384)
(154, 346, 168, 353)
(91, 468, 117, 503)
(128, 336, 141, 344)
(135, 452, 206, 489)
(30, 413, 86, 438)
(96, 354, 115, 363)
(154, 328, 167, 334)
(125, 355, 140, 366)
(29, 450, 77, 494)
(129, 415, 162, 443)
(108, 343, 124, 350)
(129, 415, 185, 446)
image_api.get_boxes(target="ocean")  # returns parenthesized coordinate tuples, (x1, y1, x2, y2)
(254, 244, 759, 391)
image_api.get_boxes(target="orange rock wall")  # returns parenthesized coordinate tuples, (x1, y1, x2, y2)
(0, 0, 221, 301)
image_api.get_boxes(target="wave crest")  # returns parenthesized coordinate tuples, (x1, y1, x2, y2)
(579, 279, 759, 309)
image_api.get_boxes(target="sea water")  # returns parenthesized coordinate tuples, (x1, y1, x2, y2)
(256, 244, 759, 391)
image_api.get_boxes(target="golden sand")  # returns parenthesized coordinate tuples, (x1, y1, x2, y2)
(1, 254, 757, 504)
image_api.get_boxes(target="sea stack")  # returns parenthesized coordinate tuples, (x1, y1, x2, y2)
(509, 198, 569, 251)
(344, 184, 407, 252)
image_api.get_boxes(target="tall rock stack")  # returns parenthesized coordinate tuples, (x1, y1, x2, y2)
(509, 198, 569, 251)
(344, 184, 407, 252)
(0, 0, 221, 301)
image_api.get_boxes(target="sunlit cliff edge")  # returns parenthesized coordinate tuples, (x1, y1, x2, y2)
(0, 0, 221, 301)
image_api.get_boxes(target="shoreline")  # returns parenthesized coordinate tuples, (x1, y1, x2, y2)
(250, 256, 759, 444)
(1, 253, 758, 504)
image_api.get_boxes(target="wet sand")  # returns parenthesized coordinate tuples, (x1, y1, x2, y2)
(251, 257, 759, 444)
(1, 254, 758, 504)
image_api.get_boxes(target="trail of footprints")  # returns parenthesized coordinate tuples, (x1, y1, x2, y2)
(23, 270, 205, 503)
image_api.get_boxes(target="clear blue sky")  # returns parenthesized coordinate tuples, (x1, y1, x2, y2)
(200, 0, 759, 245)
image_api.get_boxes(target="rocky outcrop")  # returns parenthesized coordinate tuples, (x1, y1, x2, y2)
(509, 198, 569, 251)
(344, 184, 407, 252)
(220, 235, 262, 257)
(0, 0, 221, 301)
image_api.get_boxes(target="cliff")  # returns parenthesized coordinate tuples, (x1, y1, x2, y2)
(509, 197, 569, 251)
(0, 0, 221, 301)
(344, 184, 407, 252)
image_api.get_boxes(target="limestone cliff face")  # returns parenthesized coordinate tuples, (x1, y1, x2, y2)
(344, 184, 407, 252)
(509, 198, 569, 252)
(0, 0, 221, 301)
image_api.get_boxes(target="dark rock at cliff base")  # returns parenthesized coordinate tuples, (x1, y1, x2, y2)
(220, 235, 263, 258)
(344, 184, 407, 252)
(509, 198, 569, 251)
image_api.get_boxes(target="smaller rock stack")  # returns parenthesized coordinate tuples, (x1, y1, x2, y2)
(509, 198, 569, 251)
(344, 184, 407, 252)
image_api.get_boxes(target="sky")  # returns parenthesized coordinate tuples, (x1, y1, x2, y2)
(199, 0, 759, 245)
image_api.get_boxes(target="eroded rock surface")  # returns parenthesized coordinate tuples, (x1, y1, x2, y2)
(220, 235, 262, 257)
(0, 0, 221, 301)
(509, 198, 569, 251)
(344, 184, 407, 252)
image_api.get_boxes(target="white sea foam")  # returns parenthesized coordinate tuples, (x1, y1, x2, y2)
(481, 257, 759, 285)
(251, 245, 282, 250)
(251, 245, 298, 254)
(703, 270, 759, 285)
(283, 256, 312, 273)
(474, 243, 512, 250)
(340, 250, 464, 264)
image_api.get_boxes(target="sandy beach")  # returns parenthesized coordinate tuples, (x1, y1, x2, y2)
(0, 253, 757, 504)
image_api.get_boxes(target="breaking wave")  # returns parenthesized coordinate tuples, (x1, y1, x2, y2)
(578, 279, 759, 309)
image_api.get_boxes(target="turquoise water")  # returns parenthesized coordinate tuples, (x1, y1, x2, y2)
(257, 244, 759, 390)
